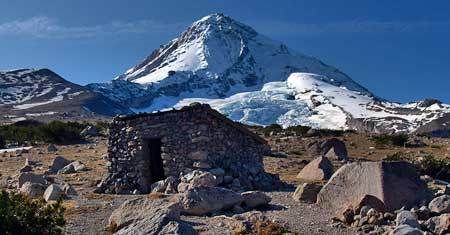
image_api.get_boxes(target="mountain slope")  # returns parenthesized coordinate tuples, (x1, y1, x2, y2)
(0, 68, 131, 122)
(88, 13, 450, 134)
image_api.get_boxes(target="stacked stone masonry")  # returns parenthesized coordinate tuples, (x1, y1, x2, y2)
(98, 103, 277, 194)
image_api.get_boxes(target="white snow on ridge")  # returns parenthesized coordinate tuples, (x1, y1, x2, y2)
(133, 73, 450, 131)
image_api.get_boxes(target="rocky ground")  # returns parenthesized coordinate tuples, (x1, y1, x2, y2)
(0, 132, 449, 234)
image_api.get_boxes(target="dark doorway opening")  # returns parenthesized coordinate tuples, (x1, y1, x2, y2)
(145, 138, 165, 184)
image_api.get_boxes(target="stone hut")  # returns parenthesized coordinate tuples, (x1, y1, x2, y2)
(98, 103, 277, 194)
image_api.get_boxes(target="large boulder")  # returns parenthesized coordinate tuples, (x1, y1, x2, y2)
(43, 184, 64, 201)
(428, 195, 450, 214)
(18, 172, 46, 188)
(317, 161, 430, 215)
(423, 213, 450, 235)
(80, 126, 98, 137)
(292, 183, 323, 203)
(390, 225, 424, 235)
(19, 182, 46, 199)
(296, 157, 333, 182)
(49, 156, 72, 173)
(240, 191, 271, 209)
(180, 186, 243, 216)
(320, 138, 348, 161)
(108, 196, 194, 235)
(396, 210, 420, 229)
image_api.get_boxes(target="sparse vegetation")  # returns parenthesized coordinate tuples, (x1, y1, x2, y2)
(0, 134, 5, 149)
(416, 155, 450, 181)
(384, 152, 408, 161)
(0, 120, 109, 146)
(0, 190, 65, 234)
(372, 134, 409, 147)
(261, 124, 283, 137)
(285, 125, 311, 136)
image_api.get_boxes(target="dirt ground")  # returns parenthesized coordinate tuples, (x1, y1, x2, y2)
(0, 132, 449, 234)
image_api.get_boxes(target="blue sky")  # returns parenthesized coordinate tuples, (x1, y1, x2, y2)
(0, 0, 449, 103)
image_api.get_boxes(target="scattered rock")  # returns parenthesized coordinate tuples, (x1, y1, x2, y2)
(18, 172, 46, 188)
(396, 210, 420, 229)
(80, 126, 98, 137)
(159, 221, 196, 235)
(241, 191, 271, 208)
(180, 186, 243, 216)
(58, 164, 76, 174)
(429, 195, 450, 214)
(320, 138, 348, 161)
(63, 183, 78, 197)
(43, 184, 64, 201)
(49, 156, 72, 173)
(47, 144, 58, 153)
(423, 213, 450, 235)
(292, 183, 322, 203)
(19, 165, 33, 173)
(19, 182, 46, 199)
(390, 225, 424, 235)
(296, 156, 333, 182)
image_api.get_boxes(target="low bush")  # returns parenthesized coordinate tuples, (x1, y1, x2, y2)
(416, 155, 450, 181)
(0, 134, 5, 149)
(384, 152, 408, 162)
(0, 190, 65, 234)
(372, 134, 409, 147)
(0, 120, 109, 145)
(285, 125, 311, 136)
(261, 124, 283, 137)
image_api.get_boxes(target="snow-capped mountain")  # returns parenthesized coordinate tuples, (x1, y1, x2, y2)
(88, 13, 450, 134)
(0, 68, 131, 122)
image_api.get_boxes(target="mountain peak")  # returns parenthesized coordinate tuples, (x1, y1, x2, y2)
(187, 13, 257, 39)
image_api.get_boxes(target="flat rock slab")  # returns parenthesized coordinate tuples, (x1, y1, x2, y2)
(296, 156, 333, 182)
(317, 161, 430, 214)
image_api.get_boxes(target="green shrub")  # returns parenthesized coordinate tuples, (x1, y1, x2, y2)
(416, 155, 450, 180)
(285, 125, 311, 136)
(0, 135, 5, 149)
(0, 121, 86, 145)
(384, 152, 409, 161)
(0, 190, 65, 234)
(261, 124, 283, 137)
(372, 134, 409, 147)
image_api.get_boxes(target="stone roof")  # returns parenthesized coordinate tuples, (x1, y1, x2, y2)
(114, 103, 267, 145)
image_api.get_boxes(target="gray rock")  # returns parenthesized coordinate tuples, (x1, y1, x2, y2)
(396, 210, 420, 229)
(19, 182, 46, 199)
(320, 138, 348, 161)
(43, 184, 64, 201)
(18, 172, 46, 188)
(19, 165, 33, 173)
(223, 175, 234, 184)
(417, 206, 431, 220)
(296, 156, 334, 182)
(189, 172, 219, 188)
(49, 156, 72, 173)
(69, 161, 86, 171)
(428, 195, 450, 214)
(151, 180, 167, 193)
(47, 144, 58, 152)
(180, 186, 243, 216)
(423, 213, 450, 235)
(58, 164, 76, 174)
(159, 221, 196, 235)
(241, 191, 271, 208)
(63, 183, 78, 197)
(109, 197, 188, 235)
(292, 183, 322, 203)
(390, 225, 424, 235)
(80, 126, 98, 137)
